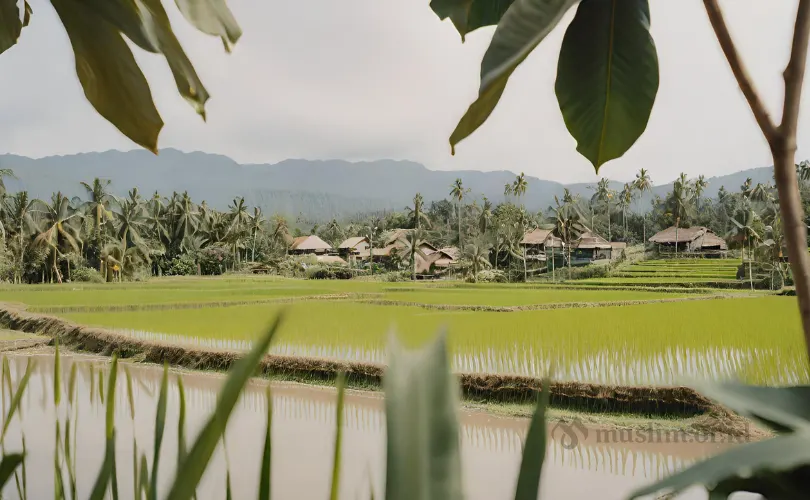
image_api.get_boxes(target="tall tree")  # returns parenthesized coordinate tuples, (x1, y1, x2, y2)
(668, 173, 695, 257)
(634, 168, 653, 243)
(32, 192, 82, 283)
(249, 207, 266, 262)
(590, 178, 614, 240)
(512, 172, 528, 205)
(694, 174, 709, 214)
(619, 183, 634, 240)
(449, 178, 466, 249)
(406, 193, 431, 230)
(5, 191, 37, 283)
(462, 239, 492, 282)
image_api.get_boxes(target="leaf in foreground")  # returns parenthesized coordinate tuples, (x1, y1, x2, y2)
(555, 0, 659, 172)
(513, 378, 549, 500)
(1, 360, 33, 444)
(384, 332, 463, 500)
(88, 355, 119, 500)
(329, 372, 346, 500)
(165, 314, 284, 500)
(429, 0, 514, 41)
(50, 0, 164, 152)
(0, 453, 25, 491)
(259, 386, 272, 500)
(628, 433, 810, 499)
(448, 0, 580, 153)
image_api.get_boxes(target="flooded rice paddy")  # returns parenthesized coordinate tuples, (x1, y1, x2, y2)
(3, 353, 737, 500)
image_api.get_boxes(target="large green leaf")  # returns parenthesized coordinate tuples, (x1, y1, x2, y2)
(695, 383, 810, 433)
(513, 379, 549, 500)
(174, 0, 242, 51)
(429, 0, 514, 41)
(81, 0, 161, 52)
(555, 0, 659, 172)
(0, 0, 23, 55)
(384, 333, 463, 500)
(628, 433, 810, 500)
(449, 0, 581, 153)
(0, 454, 24, 491)
(139, 0, 212, 118)
(51, 0, 164, 152)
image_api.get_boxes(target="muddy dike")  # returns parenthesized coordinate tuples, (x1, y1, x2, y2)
(0, 303, 729, 423)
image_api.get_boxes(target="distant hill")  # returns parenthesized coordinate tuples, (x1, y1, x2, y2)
(0, 149, 775, 221)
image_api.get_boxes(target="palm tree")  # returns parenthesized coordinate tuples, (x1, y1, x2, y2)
(634, 168, 653, 243)
(740, 177, 753, 202)
(249, 207, 266, 262)
(112, 197, 149, 254)
(751, 182, 773, 203)
(225, 197, 251, 262)
(33, 192, 82, 283)
(396, 229, 429, 280)
(479, 197, 493, 235)
(591, 178, 614, 241)
(668, 174, 695, 257)
(406, 193, 431, 229)
(694, 174, 709, 214)
(450, 178, 466, 249)
(512, 172, 528, 205)
(171, 191, 199, 252)
(728, 209, 762, 290)
(0, 169, 16, 198)
(462, 239, 492, 282)
(270, 215, 291, 254)
(101, 239, 150, 282)
(550, 195, 587, 273)
(797, 160, 810, 186)
(619, 183, 634, 240)
(5, 191, 37, 283)
(80, 178, 114, 267)
(503, 183, 513, 201)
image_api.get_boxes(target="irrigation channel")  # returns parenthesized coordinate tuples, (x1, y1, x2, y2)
(3, 352, 745, 500)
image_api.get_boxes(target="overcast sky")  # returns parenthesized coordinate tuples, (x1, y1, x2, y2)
(0, 0, 808, 184)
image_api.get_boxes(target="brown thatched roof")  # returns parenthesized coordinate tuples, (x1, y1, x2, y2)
(575, 231, 612, 249)
(692, 231, 728, 250)
(648, 226, 707, 243)
(438, 247, 460, 260)
(290, 235, 333, 251)
(338, 236, 368, 250)
(521, 228, 564, 248)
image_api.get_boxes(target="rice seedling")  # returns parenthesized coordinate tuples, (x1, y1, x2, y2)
(57, 296, 807, 386)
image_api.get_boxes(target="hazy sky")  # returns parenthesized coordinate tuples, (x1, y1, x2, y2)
(1, 0, 808, 184)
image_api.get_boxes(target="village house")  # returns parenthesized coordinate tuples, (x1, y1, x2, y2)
(288, 235, 333, 255)
(338, 236, 370, 265)
(648, 226, 728, 256)
(520, 228, 564, 262)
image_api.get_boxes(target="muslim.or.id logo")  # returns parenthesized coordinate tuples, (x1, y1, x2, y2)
(550, 418, 589, 450)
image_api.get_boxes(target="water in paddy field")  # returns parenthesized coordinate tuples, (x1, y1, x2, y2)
(3, 353, 743, 500)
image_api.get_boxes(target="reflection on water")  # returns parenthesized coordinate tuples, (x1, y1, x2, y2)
(109, 327, 806, 386)
(2, 353, 729, 499)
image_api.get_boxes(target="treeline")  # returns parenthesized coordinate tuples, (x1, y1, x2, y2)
(0, 164, 806, 284)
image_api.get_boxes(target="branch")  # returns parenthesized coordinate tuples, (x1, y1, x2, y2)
(703, 0, 779, 143)
(781, 0, 810, 140)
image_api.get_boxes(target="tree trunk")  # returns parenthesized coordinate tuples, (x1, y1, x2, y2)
(748, 238, 754, 290)
(675, 217, 680, 258)
(522, 247, 527, 282)
(643, 214, 646, 246)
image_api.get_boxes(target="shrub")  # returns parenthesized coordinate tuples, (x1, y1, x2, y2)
(70, 266, 104, 283)
(558, 264, 611, 281)
(473, 269, 507, 283)
(737, 262, 788, 290)
(199, 246, 232, 275)
(166, 254, 197, 276)
(305, 264, 353, 280)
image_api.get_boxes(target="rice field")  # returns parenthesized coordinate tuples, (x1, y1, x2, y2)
(3, 261, 805, 389)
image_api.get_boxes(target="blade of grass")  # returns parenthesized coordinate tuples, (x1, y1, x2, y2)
(88, 355, 118, 500)
(98, 373, 104, 405)
(21, 436, 26, 500)
(0, 453, 25, 491)
(139, 454, 149, 500)
(68, 363, 77, 408)
(125, 367, 135, 421)
(54, 337, 61, 407)
(54, 421, 64, 500)
(329, 372, 346, 500)
(166, 314, 284, 500)
(64, 416, 77, 500)
(2, 358, 9, 417)
(226, 470, 233, 500)
(513, 378, 550, 500)
(1, 360, 33, 445)
(258, 385, 272, 500)
(150, 363, 169, 500)
(89, 364, 95, 405)
(177, 376, 187, 469)
(133, 438, 140, 500)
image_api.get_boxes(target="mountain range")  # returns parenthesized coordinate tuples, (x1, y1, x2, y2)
(0, 149, 776, 222)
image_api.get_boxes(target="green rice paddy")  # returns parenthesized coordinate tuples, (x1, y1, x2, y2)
(3, 260, 806, 387)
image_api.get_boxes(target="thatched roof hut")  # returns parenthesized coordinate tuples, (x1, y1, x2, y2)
(649, 226, 728, 252)
(289, 235, 333, 254)
(521, 228, 564, 248)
